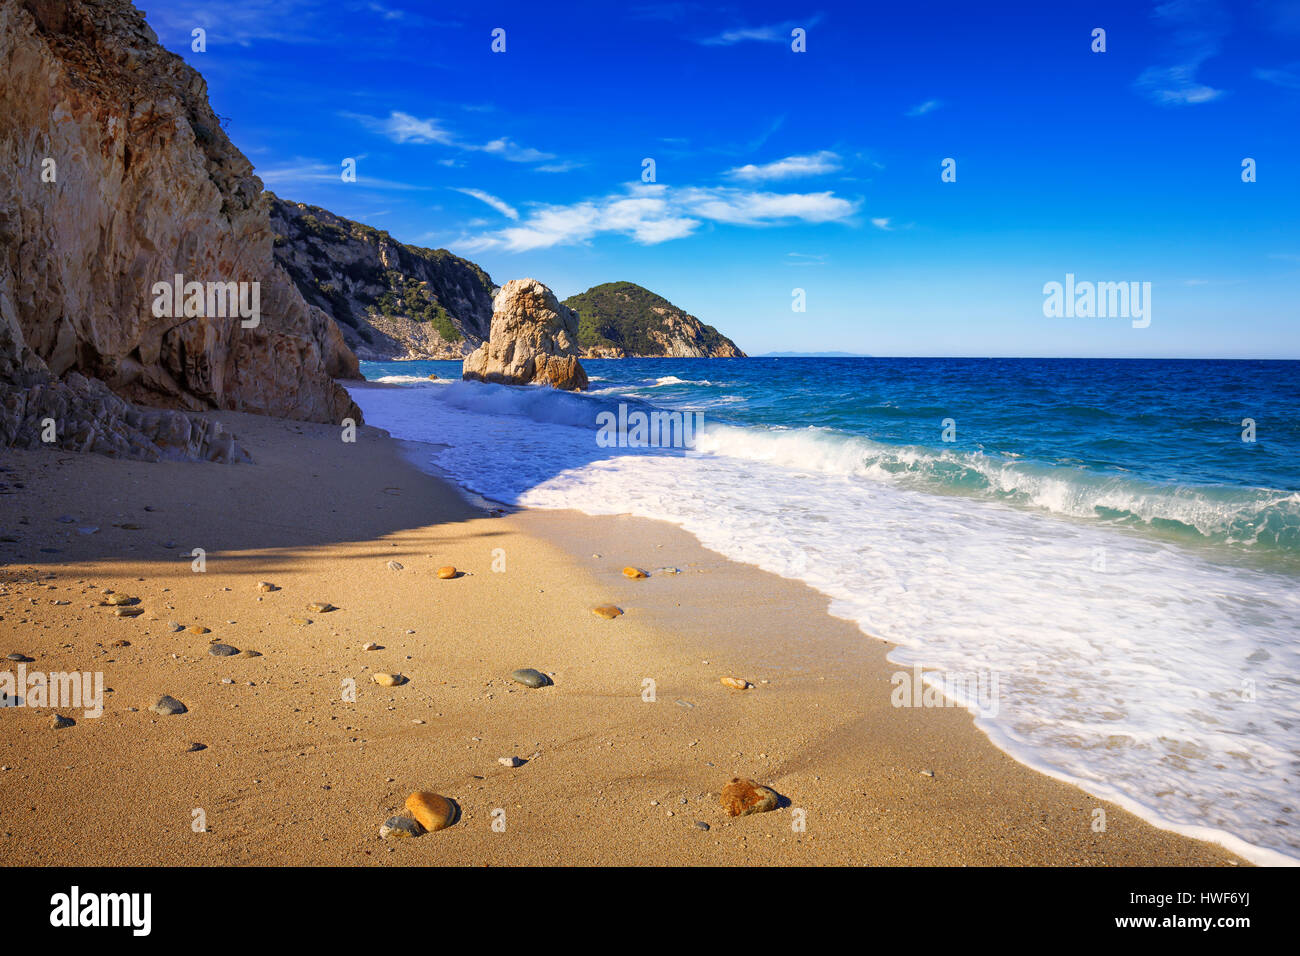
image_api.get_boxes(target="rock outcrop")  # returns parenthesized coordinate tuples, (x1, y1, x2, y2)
(462, 279, 588, 391)
(269, 196, 496, 361)
(563, 282, 746, 358)
(0, 0, 361, 461)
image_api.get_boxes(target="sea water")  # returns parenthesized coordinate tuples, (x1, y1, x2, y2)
(352, 357, 1300, 865)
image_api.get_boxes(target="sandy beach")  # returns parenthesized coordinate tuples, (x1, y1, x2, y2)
(0, 407, 1247, 867)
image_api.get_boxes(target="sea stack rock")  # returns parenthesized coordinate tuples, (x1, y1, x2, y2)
(462, 279, 588, 391)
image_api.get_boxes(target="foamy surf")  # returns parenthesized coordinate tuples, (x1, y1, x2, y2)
(350, 363, 1300, 866)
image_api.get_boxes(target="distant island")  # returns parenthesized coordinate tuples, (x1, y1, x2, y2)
(563, 282, 745, 359)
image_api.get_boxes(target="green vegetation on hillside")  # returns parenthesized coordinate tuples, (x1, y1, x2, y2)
(563, 281, 737, 356)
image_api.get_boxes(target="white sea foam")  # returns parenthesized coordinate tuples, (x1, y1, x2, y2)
(350, 379, 1300, 865)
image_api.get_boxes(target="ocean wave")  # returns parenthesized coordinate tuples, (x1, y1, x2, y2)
(692, 423, 1300, 553)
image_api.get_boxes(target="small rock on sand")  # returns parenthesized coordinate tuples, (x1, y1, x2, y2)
(622, 566, 648, 579)
(256, 581, 279, 592)
(404, 792, 457, 832)
(51, 714, 74, 729)
(6, 653, 31, 662)
(150, 695, 187, 716)
(591, 605, 623, 619)
(720, 778, 779, 817)
(694, 821, 710, 831)
(186, 743, 207, 752)
(437, 566, 458, 579)
(362, 642, 381, 651)
(104, 594, 138, 607)
(372, 673, 405, 687)
(380, 815, 424, 839)
(498, 756, 524, 768)
(387, 561, 404, 571)
(720, 676, 751, 690)
(113, 607, 144, 618)
(307, 602, 336, 613)
(187, 625, 210, 634)
(208, 644, 239, 657)
(236, 649, 262, 658)
(510, 668, 549, 688)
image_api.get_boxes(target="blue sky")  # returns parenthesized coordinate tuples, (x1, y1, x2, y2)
(147, 0, 1299, 358)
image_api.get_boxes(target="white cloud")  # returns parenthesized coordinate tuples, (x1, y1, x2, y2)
(1255, 64, 1300, 89)
(254, 158, 428, 192)
(698, 14, 823, 46)
(454, 188, 519, 220)
(1135, 0, 1229, 105)
(871, 217, 892, 230)
(350, 111, 556, 164)
(906, 100, 942, 116)
(726, 151, 842, 182)
(456, 182, 859, 253)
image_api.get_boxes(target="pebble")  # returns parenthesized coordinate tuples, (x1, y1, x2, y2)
(187, 625, 210, 635)
(510, 668, 549, 688)
(150, 695, 187, 716)
(6, 653, 30, 662)
(720, 778, 779, 817)
(307, 602, 336, 613)
(694, 821, 710, 831)
(921, 769, 935, 778)
(380, 815, 425, 839)
(113, 607, 144, 618)
(208, 644, 239, 657)
(166, 622, 183, 632)
(104, 594, 138, 607)
(290, 617, 312, 626)
(361, 642, 381, 651)
(372, 673, 405, 687)
(437, 566, 458, 579)
(256, 582, 278, 592)
(498, 756, 524, 768)
(720, 676, 751, 690)
(386, 561, 404, 571)
(236, 649, 262, 658)
(622, 566, 648, 579)
(591, 605, 623, 619)
(186, 743, 207, 753)
(51, 714, 74, 729)
(404, 792, 457, 832)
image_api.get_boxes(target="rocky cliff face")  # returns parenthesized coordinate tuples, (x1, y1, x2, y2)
(0, 0, 361, 460)
(270, 196, 495, 361)
(563, 282, 746, 358)
(462, 279, 588, 391)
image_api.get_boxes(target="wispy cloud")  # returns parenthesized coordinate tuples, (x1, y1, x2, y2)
(906, 99, 943, 116)
(785, 252, 827, 267)
(454, 182, 859, 253)
(1135, 0, 1230, 105)
(726, 151, 841, 182)
(1254, 63, 1300, 89)
(454, 188, 519, 220)
(254, 158, 428, 191)
(349, 111, 557, 165)
(697, 14, 824, 46)
(871, 218, 893, 230)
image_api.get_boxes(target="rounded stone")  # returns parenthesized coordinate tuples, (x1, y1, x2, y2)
(373, 672, 405, 687)
(150, 695, 187, 716)
(622, 566, 648, 579)
(591, 605, 623, 619)
(380, 815, 424, 839)
(720, 778, 779, 817)
(510, 668, 549, 688)
(720, 676, 751, 690)
(404, 792, 456, 832)
(208, 644, 239, 657)
(307, 602, 336, 613)
(437, 566, 458, 579)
